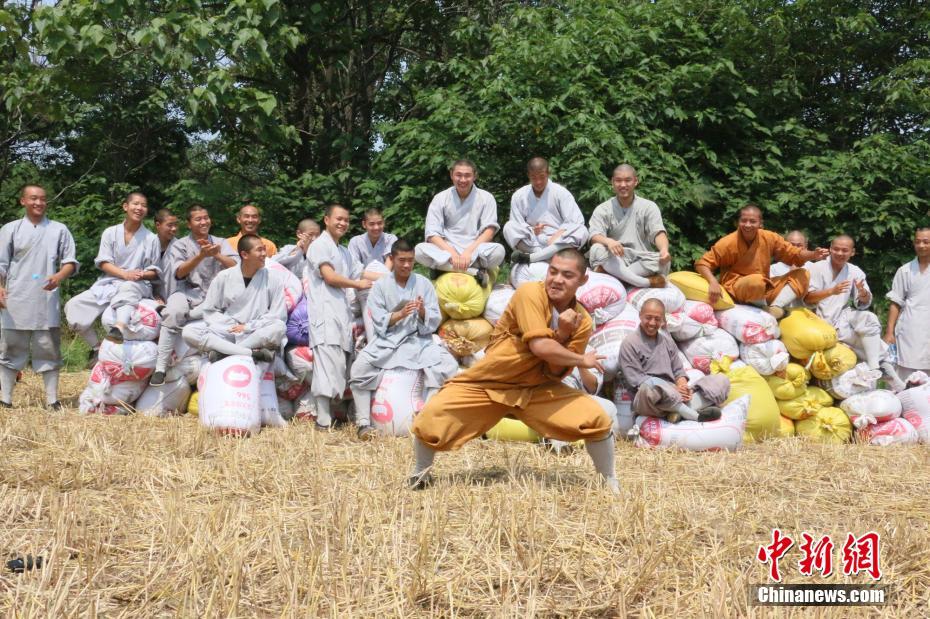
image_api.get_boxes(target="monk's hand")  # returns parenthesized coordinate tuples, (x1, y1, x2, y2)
(675, 377, 692, 401)
(832, 280, 851, 296)
(296, 231, 313, 251)
(814, 247, 830, 260)
(882, 332, 895, 346)
(659, 249, 671, 264)
(124, 269, 144, 281)
(557, 308, 579, 339)
(415, 296, 426, 319)
(204, 243, 222, 258)
(547, 229, 565, 245)
(356, 279, 373, 290)
(707, 280, 722, 305)
(854, 279, 869, 303)
(43, 274, 62, 291)
(457, 250, 473, 271)
(0, 287, 6, 308)
(605, 238, 625, 257)
(581, 352, 606, 373)
(229, 324, 246, 334)
(532, 222, 547, 236)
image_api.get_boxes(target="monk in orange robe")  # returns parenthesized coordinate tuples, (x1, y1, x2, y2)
(695, 205, 828, 319)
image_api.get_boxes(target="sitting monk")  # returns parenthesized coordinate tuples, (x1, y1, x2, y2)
(805, 235, 905, 391)
(414, 159, 505, 286)
(409, 248, 618, 492)
(695, 204, 828, 319)
(270, 217, 320, 278)
(181, 234, 286, 362)
(504, 157, 588, 264)
(348, 239, 459, 440)
(619, 299, 729, 423)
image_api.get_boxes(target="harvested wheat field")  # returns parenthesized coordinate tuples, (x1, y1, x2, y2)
(0, 371, 928, 617)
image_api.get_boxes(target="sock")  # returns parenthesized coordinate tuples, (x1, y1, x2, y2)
(689, 392, 709, 411)
(154, 329, 177, 373)
(0, 366, 16, 404)
(672, 401, 701, 421)
(529, 243, 571, 263)
(42, 370, 59, 405)
(314, 396, 332, 427)
(772, 285, 797, 308)
(861, 335, 884, 370)
(584, 433, 619, 492)
(204, 334, 251, 357)
(603, 257, 650, 288)
(411, 435, 436, 477)
(351, 387, 371, 426)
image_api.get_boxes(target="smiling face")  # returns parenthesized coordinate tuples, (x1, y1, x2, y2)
(188, 207, 212, 238)
(915, 229, 930, 261)
(237, 205, 261, 235)
(639, 300, 666, 337)
(123, 193, 148, 223)
(829, 236, 855, 268)
(611, 168, 638, 203)
(545, 254, 587, 307)
(324, 206, 351, 241)
(450, 164, 476, 198)
(156, 215, 179, 242)
(393, 249, 415, 279)
(20, 186, 47, 222)
(363, 213, 384, 241)
(528, 169, 549, 194)
(240, 238, 267, 270)
(737, 207, 763, 243)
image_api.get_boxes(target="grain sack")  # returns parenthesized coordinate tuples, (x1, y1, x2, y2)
(666, 300, 718, 341)
(371, 368, 425, 437)
(589, 305, 639, 378)
(96, 339, 158, 384)
(678, 329, 739, 374)
(266, 260, 304, 314)
(779, 308, 837, 359)
(898, 383, 930, 444)
(258, 364, 285, 428)
(509, 262, 550, 288)
(856, 417, 918, 446)
(483, 284, 515, 325)
(765, 363, 809, 400)
(434, 272, 488, 320)
(485, 417, 542, 442)
(199, 355, 261, 436)
(134, 377, 191, 417)
(631, 395, 749, 451)
(438, 318, 494, 359)
(777, 386, 833, 421)
(739, 340, 790, 376)
(840, 389, 902, 428)
(277, 397, 295, 421)
(715, 304, 780, 344)
(576, 271, 627, 325)
(820, 363, 881, 400)
(776, 415, 796, 438)
(711, 357, 781, 439)
(795, 407, 853, 444)
(286, 297, 309, 346)
(627, 285, 686, 314)
(187, 391, 199, 417)
(285, 346, 313, 383)
(806, 343, 857, 381)
(102, 298, 162, 341)
(668, 270, 736, 310)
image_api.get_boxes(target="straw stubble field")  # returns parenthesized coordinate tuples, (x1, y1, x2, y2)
(0, 371, 928, 617)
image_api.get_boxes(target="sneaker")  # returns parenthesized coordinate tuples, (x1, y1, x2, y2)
(149, 371, 166, 387)
(47, 401, 64, 411)
(510, 250, 531, 265)
(407, 471, 433, 490)
(697, 406, 723, 422)
(475, 269, 489, 287)
(105, 327, 124, 343)
(0, 401, 11, 409)
(356, 425, 376, 441)
(764, 305, 786, 321)
(646, 274, 666, 288)
(86, 348, 99, 370)
(251, 348, 274, 363)
(313, 422, 331, 433)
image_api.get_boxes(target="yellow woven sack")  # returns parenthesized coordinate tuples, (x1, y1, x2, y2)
(779, 308, 837, 359)
(777, 387, 829, 420)
(434, 272, 491, 320)
(668, 271, 735, 310)
(806, 386, 834, 408)
(438, 318, 494, 358)
(187, 391, 199, 417)
(485, 417, 541, 442)
(807, 343, 857, 380)
(765, 363, 810, 400)
(795, 407, 853, 444)
(776, 415, 796, 437)
(711, 356, 780, 439)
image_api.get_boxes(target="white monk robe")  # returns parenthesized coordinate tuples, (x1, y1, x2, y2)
(503, 181, 588, 262)
(182, 266, 286, 357)
(306, 230, 362, 426)
(887, 259, 930, 375)
(349, 272, 458, 427)
(587, 194, 668, 287)
(65, 222, 161, 347)
(0, 216, 79, 404)
(153, 234, 238, 374)
(348, 232, 398, 268)
(415, 186, 505, 273)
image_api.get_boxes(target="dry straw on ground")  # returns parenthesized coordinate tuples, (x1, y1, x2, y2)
(0, 371, 927, 617)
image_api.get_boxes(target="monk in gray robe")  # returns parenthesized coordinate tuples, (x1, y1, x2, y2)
(149, 205, 237, 386)
(349, 239, 458, 440)
(619, 299, 728, 423)
(152, 208, 178, 303)
(348, 207, 397, 271)
(414, 159, 505, 286)
(182, 234, 286, 361)
(0, 185, 79, 409)
(588, 164, 670, 288)
(271, 217, 319, 278)
(505, 157, 588, 264)
(885, 228, 930, 380)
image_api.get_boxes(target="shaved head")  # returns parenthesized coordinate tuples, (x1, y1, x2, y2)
(527, 157, 549, 173)
(831, 234, 854, 248)
(640, 298, 666, 315)
(738, 204, 763, 220)
(612, 163, 637, 178)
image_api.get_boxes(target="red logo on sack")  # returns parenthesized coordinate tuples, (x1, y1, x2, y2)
(222, 364, 252, 388)
(371, 390, 393, 423)
(638, 417, 661, 446)
(138, 305, 159, 327)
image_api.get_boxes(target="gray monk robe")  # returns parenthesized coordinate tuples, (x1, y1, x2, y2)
(182, 266, 286, 357)
(65, 222, 161, 347)
(619, 327, 729, 418)
(587, 195, 668, 287)
(414, 186, 505, 272)
(503, 181, 588, 260)
(0, 216, 79, 373)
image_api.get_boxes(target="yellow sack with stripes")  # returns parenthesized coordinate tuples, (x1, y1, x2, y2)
(434, 272, 492, 320)
(711, 356, 780, 439)
(778, 308, 837, 359)
(668, 271, 735, 310)
(795, 407, 853, 444)
(765, 363, 809, 400)
(485, 417, 541, 442)
(807, 343, 857, 380)
(777, 386, 834, 421)
(438, 318, 494, 359)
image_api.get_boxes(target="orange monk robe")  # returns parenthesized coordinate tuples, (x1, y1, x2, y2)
(412, 281, 612, 451)
(695, 229, 810, 305)
(226, 232, 277, 257)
